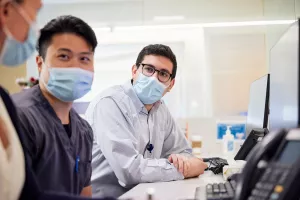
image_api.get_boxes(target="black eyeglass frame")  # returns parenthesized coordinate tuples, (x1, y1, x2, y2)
(137, 63, 173, 83)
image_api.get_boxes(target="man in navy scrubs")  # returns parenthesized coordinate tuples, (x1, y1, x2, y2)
(12, 15, 97, 197)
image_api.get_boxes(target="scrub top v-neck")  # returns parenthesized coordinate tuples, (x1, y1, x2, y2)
(12, 85, 93, 195)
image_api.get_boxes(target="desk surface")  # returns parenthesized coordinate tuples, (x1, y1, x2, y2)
(119, 171, 224, 200)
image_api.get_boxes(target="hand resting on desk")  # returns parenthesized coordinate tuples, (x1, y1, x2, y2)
(168, 154, 208, 178)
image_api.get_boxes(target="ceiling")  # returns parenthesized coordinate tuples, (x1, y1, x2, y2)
(42, 0, 142, 4)
(39, 0, 299, 30)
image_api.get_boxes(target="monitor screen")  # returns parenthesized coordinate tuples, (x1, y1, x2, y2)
(269, 21, 299, 131)
(245, 75, 269, 136)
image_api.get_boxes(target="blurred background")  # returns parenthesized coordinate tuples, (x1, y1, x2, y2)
(0, 0, 299, 153)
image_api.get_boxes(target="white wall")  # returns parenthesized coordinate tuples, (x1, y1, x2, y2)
(174, 28, 267, 153)
(206, 31, 267, 116)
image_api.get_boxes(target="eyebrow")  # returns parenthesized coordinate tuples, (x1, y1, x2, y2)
(80, 52, 93, 56)
(57, 48, 93, 55)
(57, 48, 72, 53)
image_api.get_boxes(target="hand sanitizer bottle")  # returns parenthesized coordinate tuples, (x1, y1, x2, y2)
(223, 126, 235, 156)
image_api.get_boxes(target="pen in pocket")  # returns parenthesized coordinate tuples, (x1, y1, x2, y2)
(75, 155, 80, 173)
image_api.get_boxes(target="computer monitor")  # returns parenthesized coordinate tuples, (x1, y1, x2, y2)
(234, 75, 270, 160)
(269, 20, 300, 131)
(245, 74, 270, 136)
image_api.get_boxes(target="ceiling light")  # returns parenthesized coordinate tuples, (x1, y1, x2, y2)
(114, 20, 296, 31)
(203, 20, 296, 27)
(153, 16, 185, 21)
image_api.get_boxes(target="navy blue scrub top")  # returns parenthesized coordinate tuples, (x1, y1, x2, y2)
(12, 85, 93, 195)
(1, 86, 116, 200)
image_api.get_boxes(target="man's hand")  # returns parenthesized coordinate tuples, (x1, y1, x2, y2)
(168, 154, 208, 178)
(81, 186, 92, 197)
(168, 154, 189, 176)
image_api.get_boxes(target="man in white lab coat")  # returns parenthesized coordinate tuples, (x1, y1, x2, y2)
(86, 44, 208, 198)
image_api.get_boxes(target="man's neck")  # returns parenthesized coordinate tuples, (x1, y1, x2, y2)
(39, 83, 72, 124)
(145, 104, 154, 112)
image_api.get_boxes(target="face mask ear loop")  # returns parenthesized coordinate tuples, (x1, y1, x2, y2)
(2, 1, 35, 41)
(40, 59, 51, 89)
(11, 1, 32, 25)
(0, 34, 9, 64)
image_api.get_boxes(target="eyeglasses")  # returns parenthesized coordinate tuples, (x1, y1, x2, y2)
(138, 63, 172, 83)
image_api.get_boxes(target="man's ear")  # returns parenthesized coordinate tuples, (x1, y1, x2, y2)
(167, 78, 175, 92)
(36, 56, 43, 74)
(0, 2, 9, 29)
(132, 64, 138, 76)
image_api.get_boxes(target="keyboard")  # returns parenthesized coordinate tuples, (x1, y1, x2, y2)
(195, 180, 236, 200)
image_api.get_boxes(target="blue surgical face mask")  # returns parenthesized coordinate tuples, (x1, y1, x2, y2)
(133, 73, 168, 104)
(42, 67, 94, 102)
(0, 24, 38, 67)
(0, 2, 39, 67)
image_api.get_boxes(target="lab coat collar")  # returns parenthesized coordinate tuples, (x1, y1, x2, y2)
(122, 80, 145, 113)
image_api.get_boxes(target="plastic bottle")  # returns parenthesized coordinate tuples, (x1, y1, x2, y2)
(222, 126, 235, 156)
(235, 132, 245, 154)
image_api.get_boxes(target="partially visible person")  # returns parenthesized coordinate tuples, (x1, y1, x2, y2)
(0, 0, 42, 199)
(0, 0, 115, 199)
(12, 15, 97, 197)
(0, 93, 25, 200)
(86, 44, 208, 198)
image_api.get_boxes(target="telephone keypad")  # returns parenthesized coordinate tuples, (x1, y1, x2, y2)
(247, 166, 288, 200)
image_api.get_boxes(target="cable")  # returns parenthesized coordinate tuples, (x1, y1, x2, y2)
(204, 157, 228, 174)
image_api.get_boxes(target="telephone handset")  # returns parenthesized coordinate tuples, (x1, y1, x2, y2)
(234, 129, 300, 200)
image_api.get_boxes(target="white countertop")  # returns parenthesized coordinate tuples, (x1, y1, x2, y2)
(119, 171, 224, 200)
(119, 155, 246, 200)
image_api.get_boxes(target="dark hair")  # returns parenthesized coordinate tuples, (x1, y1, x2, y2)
(37, 15, 98, 59)
(136, 44, 177, 79)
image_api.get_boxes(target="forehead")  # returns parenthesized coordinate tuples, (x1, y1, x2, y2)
(142, 55, 173, 72)
(46, 33, 92, 53)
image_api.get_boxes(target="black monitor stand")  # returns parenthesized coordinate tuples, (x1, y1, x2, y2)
(234, 128, 268, 161)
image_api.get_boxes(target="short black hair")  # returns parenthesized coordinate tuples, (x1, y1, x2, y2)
(136, 44, 177, 79)
(37, 15, 98, 59)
